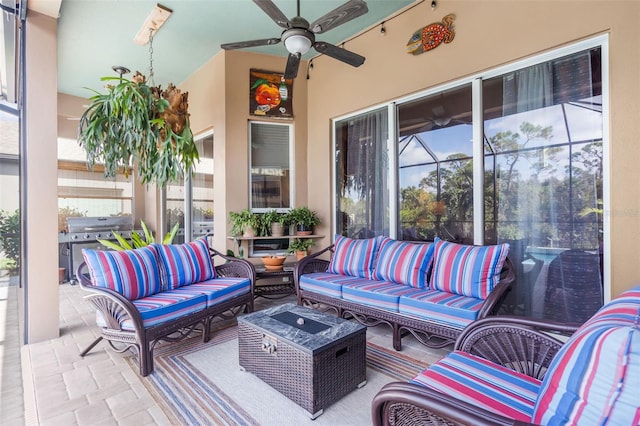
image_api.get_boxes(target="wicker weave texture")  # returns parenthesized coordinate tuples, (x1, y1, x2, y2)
(238, 321, 366, 416)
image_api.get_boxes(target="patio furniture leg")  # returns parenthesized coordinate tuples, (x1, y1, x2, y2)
(80, 336, 103, 357)
(140, 340, 154, 377)
(392, 324, 402, 351)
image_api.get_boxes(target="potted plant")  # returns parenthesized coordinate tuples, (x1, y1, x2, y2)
(78, 72, 199, 188)
(262, 210, 289, 237)
(287, 207, 320, 236)
(287, 238, 315, 260)
(229, 209, 261, 237)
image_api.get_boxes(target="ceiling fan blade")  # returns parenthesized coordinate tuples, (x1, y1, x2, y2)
(253, 0, 292, 29)
(313, 41, 365, 67)
(309, 0, 368, 34)
(284, 53, 301, 79)
(221, 37, 281, 50)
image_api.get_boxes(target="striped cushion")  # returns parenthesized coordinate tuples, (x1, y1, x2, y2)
(156, 238, 216, 289)
(373, 239, 434, 288)
(82, 245, 162, 300)
(398, 289, 484, 329)
(430, 238, 510, 299)
(412, 351, 539, 422)
(298, 272, 366, 298)
(327, 235, 382, 279)
(342, 280, 422, 313)
(533, 287, 640, 425)
(172, 277, 251, 308)
(96, 290, 208, 330)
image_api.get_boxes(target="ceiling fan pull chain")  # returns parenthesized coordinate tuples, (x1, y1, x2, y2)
(148, 28, 155, 85)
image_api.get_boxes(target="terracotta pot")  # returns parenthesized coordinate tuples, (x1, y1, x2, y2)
(295, 250, 307, 260)
(295, 224, 313, 236)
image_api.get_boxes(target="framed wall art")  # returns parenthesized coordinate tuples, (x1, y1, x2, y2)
(249, 69, 293, 119)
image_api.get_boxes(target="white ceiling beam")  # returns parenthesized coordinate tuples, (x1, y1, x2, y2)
(133, 3, 173, 45)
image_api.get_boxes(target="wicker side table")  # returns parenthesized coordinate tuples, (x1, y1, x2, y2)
(238, 303, 367, 418)
(254, 265, 295, 299)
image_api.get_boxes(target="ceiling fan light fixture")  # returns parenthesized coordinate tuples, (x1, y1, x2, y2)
(283, 33, 313, 54)
(433, 116, 451, 127)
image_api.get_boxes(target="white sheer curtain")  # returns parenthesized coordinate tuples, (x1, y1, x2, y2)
(503, 62, 553, 115)
(335, 107, 389, 238)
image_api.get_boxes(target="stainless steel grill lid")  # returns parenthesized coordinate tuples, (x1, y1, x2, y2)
(66, 216, 134, 233)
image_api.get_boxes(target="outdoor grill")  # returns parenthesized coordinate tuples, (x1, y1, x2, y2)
(59, 216, 144, 283)
(192, 221, 214, 237)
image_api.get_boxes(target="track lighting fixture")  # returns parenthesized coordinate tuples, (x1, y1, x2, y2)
(431, 0, 437, 10)
(380, 21, 386, 35)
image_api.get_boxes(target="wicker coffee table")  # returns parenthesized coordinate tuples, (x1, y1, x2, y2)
(238, 303, 367, 419)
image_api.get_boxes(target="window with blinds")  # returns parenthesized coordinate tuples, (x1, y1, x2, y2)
(249, 121, 292, 211)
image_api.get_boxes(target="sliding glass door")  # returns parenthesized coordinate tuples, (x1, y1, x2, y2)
(333, 38, 606, 322)
(165, 133, 214, 243)
(484, 47, 603, 319)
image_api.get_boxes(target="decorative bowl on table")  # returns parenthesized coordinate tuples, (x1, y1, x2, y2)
(261, 255, 286, 270)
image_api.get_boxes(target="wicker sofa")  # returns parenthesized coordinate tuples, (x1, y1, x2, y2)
(294, 236, 514, 350)
(77, 238, 255, 376)
(372, 285, 640, 425)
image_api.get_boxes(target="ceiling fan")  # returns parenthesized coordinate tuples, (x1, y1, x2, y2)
(221, 0, 368, 79)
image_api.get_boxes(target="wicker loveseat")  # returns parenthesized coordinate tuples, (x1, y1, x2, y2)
(77, 237, 255, 376)
(372, 285, 640, 425)
(294, 236, 514, 350)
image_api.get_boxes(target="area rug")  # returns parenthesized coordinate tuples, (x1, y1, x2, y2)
(130, 326, 427, 426)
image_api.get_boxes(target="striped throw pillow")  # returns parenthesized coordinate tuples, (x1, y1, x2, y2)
(82, 245, 162, 300)
(327, 235, 382, 279)
(373, 239, 434, 288)
(430, 238, 510, 299)
(532, 323, 640, 424)
(156, 238, 216, 290)
(533, 286, 640, 424)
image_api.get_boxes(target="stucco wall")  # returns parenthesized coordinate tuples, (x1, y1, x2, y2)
(305, 0, 640, 297)
(180, 50, 308, 255)
(26, 12, 60, 342)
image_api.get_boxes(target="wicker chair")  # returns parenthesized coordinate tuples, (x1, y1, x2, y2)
(77, 247, 255, 376)
(372, 285, 640, 425)
(543, 248, 603, 323)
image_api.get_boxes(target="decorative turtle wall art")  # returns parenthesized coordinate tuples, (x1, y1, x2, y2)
(406, 13, 456, 55)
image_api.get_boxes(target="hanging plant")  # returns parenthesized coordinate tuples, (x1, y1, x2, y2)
(78, 71, 199, 187)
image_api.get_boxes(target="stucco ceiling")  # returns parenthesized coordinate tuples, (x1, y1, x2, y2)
(56, 0, 416, 98)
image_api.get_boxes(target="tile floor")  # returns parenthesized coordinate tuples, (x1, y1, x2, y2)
(2, 278, 451, 425)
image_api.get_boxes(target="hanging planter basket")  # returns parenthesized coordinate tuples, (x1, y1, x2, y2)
(78, 72, 199, 188)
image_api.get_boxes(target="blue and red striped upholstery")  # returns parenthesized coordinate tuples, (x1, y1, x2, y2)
(298, 272, 365, 298)
(82, 245, 162, 300)
(342, 280, 423, 312)
(156, 238, 216, 289)
(96, 289, 208, 330)
(373, 239, 434, 288)
(398, 289, 484, 328)
(411, 351, 539, 422)
(171, 277, 251, 308)
(327, 235, 382, 279)
(429, 238, 510, 299)
(532, 286, 640, 425)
